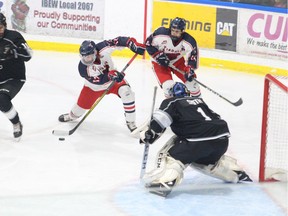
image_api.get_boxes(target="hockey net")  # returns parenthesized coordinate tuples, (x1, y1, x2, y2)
(259, 74, 288, 182)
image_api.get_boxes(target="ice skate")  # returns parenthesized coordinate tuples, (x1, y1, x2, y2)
(58, 113, 77, 122)
(13, 121, 23, 141)
(234, 171, 253, 183)
(145, 179, 176, 197)
(126, 121, 137, 133)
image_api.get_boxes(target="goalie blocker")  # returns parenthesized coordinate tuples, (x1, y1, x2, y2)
(139, 82, 252, 197)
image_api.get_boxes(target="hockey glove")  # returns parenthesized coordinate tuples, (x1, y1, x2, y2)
(153, 51, 170, 67)
(139, 129, 159, 145)
(108, 70, 124, 82)
(0, 44, 16, 61)
(127, 38, 146, 55)
(184, 66, 196, 82)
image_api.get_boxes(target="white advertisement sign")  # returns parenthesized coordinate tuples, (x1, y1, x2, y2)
(238, 10, 287, 61)
(5, 0, 105, 39)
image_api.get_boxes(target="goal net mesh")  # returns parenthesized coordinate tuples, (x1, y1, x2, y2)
(259, 74, 287, 182)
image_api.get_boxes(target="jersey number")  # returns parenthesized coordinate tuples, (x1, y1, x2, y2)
(197, 107, 211, 121)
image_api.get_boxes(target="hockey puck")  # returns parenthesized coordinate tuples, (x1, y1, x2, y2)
(59, 137, 65, 141)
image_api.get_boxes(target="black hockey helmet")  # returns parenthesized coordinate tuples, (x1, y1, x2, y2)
(0, 12, 7, 27)
(170, 17, 186, 31)
(79, 40, 97, 65)
(170, 82, 190, 97)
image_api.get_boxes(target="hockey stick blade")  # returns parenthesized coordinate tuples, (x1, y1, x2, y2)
(52, 129, 71, 136)
(232, 98, 243, 106)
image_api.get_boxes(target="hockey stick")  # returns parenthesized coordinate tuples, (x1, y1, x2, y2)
(52, 53, 138, 136)
(140, 86, 158, 180)
(169, 65, 243, 106)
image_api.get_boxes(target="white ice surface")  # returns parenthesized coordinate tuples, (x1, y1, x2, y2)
(0, 51, 287, 216)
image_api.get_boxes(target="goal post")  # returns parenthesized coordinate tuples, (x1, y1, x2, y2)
(259, 74, 288, 182)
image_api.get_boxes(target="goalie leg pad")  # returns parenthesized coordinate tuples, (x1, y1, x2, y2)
(190, 155, 243, 183)
(156, 135, 178, 158)
(143, 136, 186, 196)
(144, 156, 185, 196)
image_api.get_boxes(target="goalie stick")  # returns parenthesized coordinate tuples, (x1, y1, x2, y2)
(140, 86, 158, 180)
(52, 53, 138, 136)
(169, 65, 243, 107)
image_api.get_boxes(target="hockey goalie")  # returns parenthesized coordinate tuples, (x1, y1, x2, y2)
(140, 82, 252, 197)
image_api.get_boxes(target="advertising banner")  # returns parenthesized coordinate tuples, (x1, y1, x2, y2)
(4, 0, 105, 39)
(215, 8, 237, 52)
(152, 0, 216, 49)
(238, 10, 287, 60)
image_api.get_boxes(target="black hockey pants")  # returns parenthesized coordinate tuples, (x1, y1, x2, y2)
(168, 136, 229, 165)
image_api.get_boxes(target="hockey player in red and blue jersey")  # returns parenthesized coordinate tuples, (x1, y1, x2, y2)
(58, 37, 145, 134)
(145, 17, 201, 98)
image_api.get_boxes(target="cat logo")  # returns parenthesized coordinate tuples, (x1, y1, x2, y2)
(216, 22, 235, 37)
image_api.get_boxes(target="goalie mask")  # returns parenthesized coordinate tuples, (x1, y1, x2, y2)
(169, 82, 190, 97)
(169, 17, 186, 42)
(79, 40, 97, 65)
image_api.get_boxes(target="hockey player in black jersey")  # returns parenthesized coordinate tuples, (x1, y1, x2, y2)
(140, 82, 252, 197)
(0, 13, 32, 141)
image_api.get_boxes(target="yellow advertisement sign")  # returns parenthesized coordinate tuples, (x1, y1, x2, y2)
(152, 1, 216, 48)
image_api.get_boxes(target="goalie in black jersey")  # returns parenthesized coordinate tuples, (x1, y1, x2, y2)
(0, 13, 32, 141)
(140, 82, 252, 197)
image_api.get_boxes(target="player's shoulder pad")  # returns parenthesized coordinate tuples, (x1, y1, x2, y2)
(153, 27, 170, 37)
(182, 32, 197, 46)
(4, 29, 24, 40)
(95, 41, 107, 53)
(78, 61, 87, 75)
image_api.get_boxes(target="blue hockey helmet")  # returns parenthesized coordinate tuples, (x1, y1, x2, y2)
(170, 17, 186, 31)
(79, 40, 96, 65)
(170, 82, 190, 97)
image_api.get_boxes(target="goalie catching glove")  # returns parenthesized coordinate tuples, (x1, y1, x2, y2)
(127, 38, 146, 55)
(108, 70, 124, 82)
